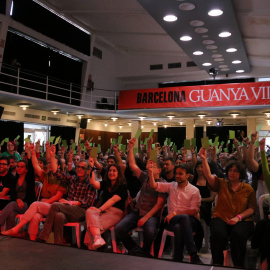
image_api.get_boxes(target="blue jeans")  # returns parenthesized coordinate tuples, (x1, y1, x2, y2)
(0, 201, 28, 230)
(166, 214, 198, 261)
(114, 211, 159, 253)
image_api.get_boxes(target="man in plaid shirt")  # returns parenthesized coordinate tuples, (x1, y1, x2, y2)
(37, 145, 96, 245)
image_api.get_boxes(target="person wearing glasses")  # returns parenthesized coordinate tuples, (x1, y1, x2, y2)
(0, 157, 16, 210)
(36, 144, 96, 245)
(0, 141, 21, 161)
(84, 159, 127, 250)
(0, 145, 36, 230)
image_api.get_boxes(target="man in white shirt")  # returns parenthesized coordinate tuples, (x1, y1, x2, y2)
(149, 162, 203, 264)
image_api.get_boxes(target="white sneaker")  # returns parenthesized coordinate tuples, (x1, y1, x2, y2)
(92, 237, 106, 250)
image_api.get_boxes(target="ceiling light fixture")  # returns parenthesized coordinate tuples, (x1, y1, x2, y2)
(163, 125, 168, 128)
(119, 125, 123, 129)
(167, 115, 175, 120)
(193, 51, 203, 55)
(76, 114, 84, 119)
(111, 117, 118, 121)
(139, 116, 145, 120)
(230, 113, 239, 118)
(180, 35, 192, 41)
(226, 48, 237, 52)
(197, 114, 206, 119)
(127, 122, 131, 126)
(153, 122, 158, 126)
(219, 31, 231, 37)
(51, 110, 59, 115)
(163, 15, 177, 22)
(141, 125, 144, 129)
(207, 120, 213, 125)
(179, 122, 184, 125)
(18, 103, 30, 110)
(87, 118, 92, 122)
(264, 112, 270, 117)
(203, 63, 212, 67)
(208, 9, 223, 16)
(232, 60, 242, 64)
(104, 123, 108, 127)
(236, 70, 245, 73)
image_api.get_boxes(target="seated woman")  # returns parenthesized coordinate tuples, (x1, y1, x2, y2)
(192, 160, 216, 227)
(84, 159, 127, 250)
(0, 149, 36, 230)
(251, 138, 270, 269)
(192, 160, 216, 251)
(200, 147, 256, 268)
(1, 143, 66, 240)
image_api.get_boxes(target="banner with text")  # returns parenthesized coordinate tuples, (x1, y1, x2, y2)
(118, 82, 270, 110)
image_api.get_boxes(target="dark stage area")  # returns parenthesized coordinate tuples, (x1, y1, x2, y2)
(0, 236, 235, 270)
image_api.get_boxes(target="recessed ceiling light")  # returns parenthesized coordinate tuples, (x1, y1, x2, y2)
(111, 117, 118, 121)
(236, 70, 245, 73)
(139, 116, 145, 120)
(232, 60, 242, 64)
(206, 45, 218, 50)
(264, 112, 270, 117)
(207, 120, 213, 125)
(195, 28, 208, 33)
(190, 20, 204, 27)
(87, 118, 92, 122)
(118, 125, 123, 129)
(197, 114, 206, 119)
(127, 122, 132, 126)
(208, 9, 223, 16)
(203, 40, 215, 45)
(163, 15, 177, 22)
(202, 63, 212, 66)
(167, 115, 175, 120)
(76, 114, 84, 119)
(51, 110, 59, 115)
(226, 48, 237, 52)
(19, 104, 30, 110)
(104, 123, 108, 127)
(179, 122, 184, 125)
(193, 51, 203, 55)
(141, 125, 144, 129)
(230, 113, 239, 118)
(163, 125, 168, 128)
(179, 3, 195, 10)
(180, 35, 192, 41)
(153, 122, 158, 126)
(219, 31, 231, 37)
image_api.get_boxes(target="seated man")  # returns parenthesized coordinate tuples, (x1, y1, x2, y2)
(36, 144, 96, 245)
(114, 138, 166, 256)
(149, 163, 203, 264)
(2, 143, 66, 240)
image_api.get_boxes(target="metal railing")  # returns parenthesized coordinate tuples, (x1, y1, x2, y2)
(0, 63, 119, 111)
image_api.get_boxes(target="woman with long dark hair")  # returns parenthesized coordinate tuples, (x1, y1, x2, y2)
(84, 159, 127, 250)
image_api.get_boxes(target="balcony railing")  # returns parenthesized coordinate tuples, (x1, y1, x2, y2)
(0, 63, 118, 111)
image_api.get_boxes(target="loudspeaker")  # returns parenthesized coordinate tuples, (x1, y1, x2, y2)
(0, 106, 4, 119)
(80, 118, 87, 129)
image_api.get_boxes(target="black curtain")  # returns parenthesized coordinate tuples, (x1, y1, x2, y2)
(195, 126, 204, 150)
(50, 125, 76, 146)
(158, 127, 186, 150)
(0, 120, 24, 153)
(206, 126, 247, 153)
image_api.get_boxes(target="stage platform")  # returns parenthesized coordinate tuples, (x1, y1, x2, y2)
(0, 236, 237, 270)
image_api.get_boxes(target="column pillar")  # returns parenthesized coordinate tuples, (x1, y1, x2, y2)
(185, 119, 195, 139)
(247, 117, 256, 136)
(131, 120, 141, 148)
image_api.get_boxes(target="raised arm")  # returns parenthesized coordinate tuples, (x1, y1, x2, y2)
(49, 144, 58, 173)
(259, 138, 270, 193)
(88, 156, 101, 190)
(247, 132, 259, 172)
(199, 147, 216, 187)
(128, 138, 141, 178)
(113, 143, 126, 172)
(29, 143, 43, 177)
(147, 160, 158, 189)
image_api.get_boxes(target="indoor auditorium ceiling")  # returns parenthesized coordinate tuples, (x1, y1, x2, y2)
(1, 0, 270, 126)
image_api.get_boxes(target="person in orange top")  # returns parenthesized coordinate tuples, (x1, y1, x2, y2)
(200, 147, 256, 268)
